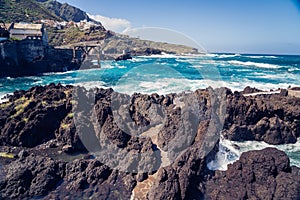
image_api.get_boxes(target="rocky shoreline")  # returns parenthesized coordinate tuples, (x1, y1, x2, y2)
(0, 84, 299, 199)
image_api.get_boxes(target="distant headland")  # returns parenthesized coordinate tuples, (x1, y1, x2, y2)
(0, 0, 199, 78)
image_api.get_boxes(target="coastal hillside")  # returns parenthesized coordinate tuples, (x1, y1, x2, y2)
(0, 0, 62, 22)
(47, 27, 198, 55)
(101, 34, 199, 55)
(0, 0, 199, 54)
(0, 0, 99, 24)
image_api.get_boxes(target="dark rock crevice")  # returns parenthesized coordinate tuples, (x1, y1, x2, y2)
(0, 84, 299, 199)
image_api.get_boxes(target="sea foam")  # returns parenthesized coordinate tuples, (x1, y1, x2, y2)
(228, 60, 282, 69)
(207, 136, 300, 171)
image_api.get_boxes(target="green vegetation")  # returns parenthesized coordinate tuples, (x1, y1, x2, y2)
(67, 113, 74, 118)
(0, 0, 96, 23)
(11, 97, 32, 118)
(101, 34, 199, 55)
(60, 122, 70, 129)
(70, 100, 77, 105)
(23, 117, 28, 123)
(40, 96, 68, 107)
(46, 26, 198, 54)
(63, 89, 71, 96)
(15, 96, 26, 103)
(47, 26, 107, 46)
(46, 27, 64, 46)
(39, 0, 92, 22)
(0, 102, 11, 109)
(9, 36, 21, 41)
(41, 100, 47, 107)
(0, 152, 15, 159)
(64, 27, 85, 44)
(0, 0, 62, 23)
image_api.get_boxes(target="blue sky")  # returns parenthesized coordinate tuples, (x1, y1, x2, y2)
(58, 0, 300, 54)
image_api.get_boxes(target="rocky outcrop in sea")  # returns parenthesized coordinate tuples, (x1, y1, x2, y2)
(0, 84, 299, 199)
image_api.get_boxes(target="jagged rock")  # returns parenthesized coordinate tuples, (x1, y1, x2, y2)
(45, 158, 135, 199)
(17, 149, 29, 159)
(148, 167, 182, 200)
(241, 86, 263, 94)
(224, 92, 300, 144)
(115, 53, 132, 61)
(148, 88, 226, 200)
(0, 83, 71, 147)
(0, 154, 64, 199)
(205, 148, 300, 200)
(130, 47, 164, 56)
(136, 172, 148, 182)
(0, 153, 136, 199)
(0, 84, 299, 199)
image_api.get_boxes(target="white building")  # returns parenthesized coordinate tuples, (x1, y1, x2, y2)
(7, 23, 48, 45)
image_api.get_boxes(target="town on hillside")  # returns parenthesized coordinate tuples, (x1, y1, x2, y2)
(0, 19, 105, 44)
(0, 20, 105, 78)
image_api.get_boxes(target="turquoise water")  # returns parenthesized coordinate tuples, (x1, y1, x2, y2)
(1, 53, 300, 98)
(0, 53, 300, 168)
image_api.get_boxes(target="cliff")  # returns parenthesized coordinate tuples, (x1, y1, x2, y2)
(0, 40, 81, 77)
(0, 84, 299, 199)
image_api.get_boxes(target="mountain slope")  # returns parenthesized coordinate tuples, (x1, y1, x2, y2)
(37, 0, 96, 23)
(0, 0, 62, 23)
(0, 0, 101, 24)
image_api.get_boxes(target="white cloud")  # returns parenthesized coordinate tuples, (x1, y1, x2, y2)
(88, 14, 131, 33)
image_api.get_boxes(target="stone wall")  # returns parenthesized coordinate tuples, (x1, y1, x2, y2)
(16, 39, 45, 64)
(0, 39, 81, 77)
(0, 41, 19, 65)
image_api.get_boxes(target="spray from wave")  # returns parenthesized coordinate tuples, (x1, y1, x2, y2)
(208, 136, 300, 171)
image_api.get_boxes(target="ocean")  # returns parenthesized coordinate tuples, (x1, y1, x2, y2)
(0, 53, 299, 169)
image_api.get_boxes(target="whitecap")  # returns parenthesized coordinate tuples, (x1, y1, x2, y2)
(288, 67, 300, 72)
(246, 55, 278, 59)
(72, 81, 108, 90)
(138, 53, 177, 58)
(114, 78, 189, 95)
(5, 77, 14, 80)
(218, 54, 240, 58)
(228, 60, 283, 69)
(131, 57, 148, 62)
(203, 53, 219, 58)
(251, 72, 297, 81)
(101, 64, 115, 69)
(42, 70, 75, 76)
(112, 76, 293, 95)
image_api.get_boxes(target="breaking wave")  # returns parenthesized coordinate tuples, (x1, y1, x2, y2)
(228, 60, 283, 69)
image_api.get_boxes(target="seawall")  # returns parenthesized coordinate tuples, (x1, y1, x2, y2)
(0, 39, 81, 78)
